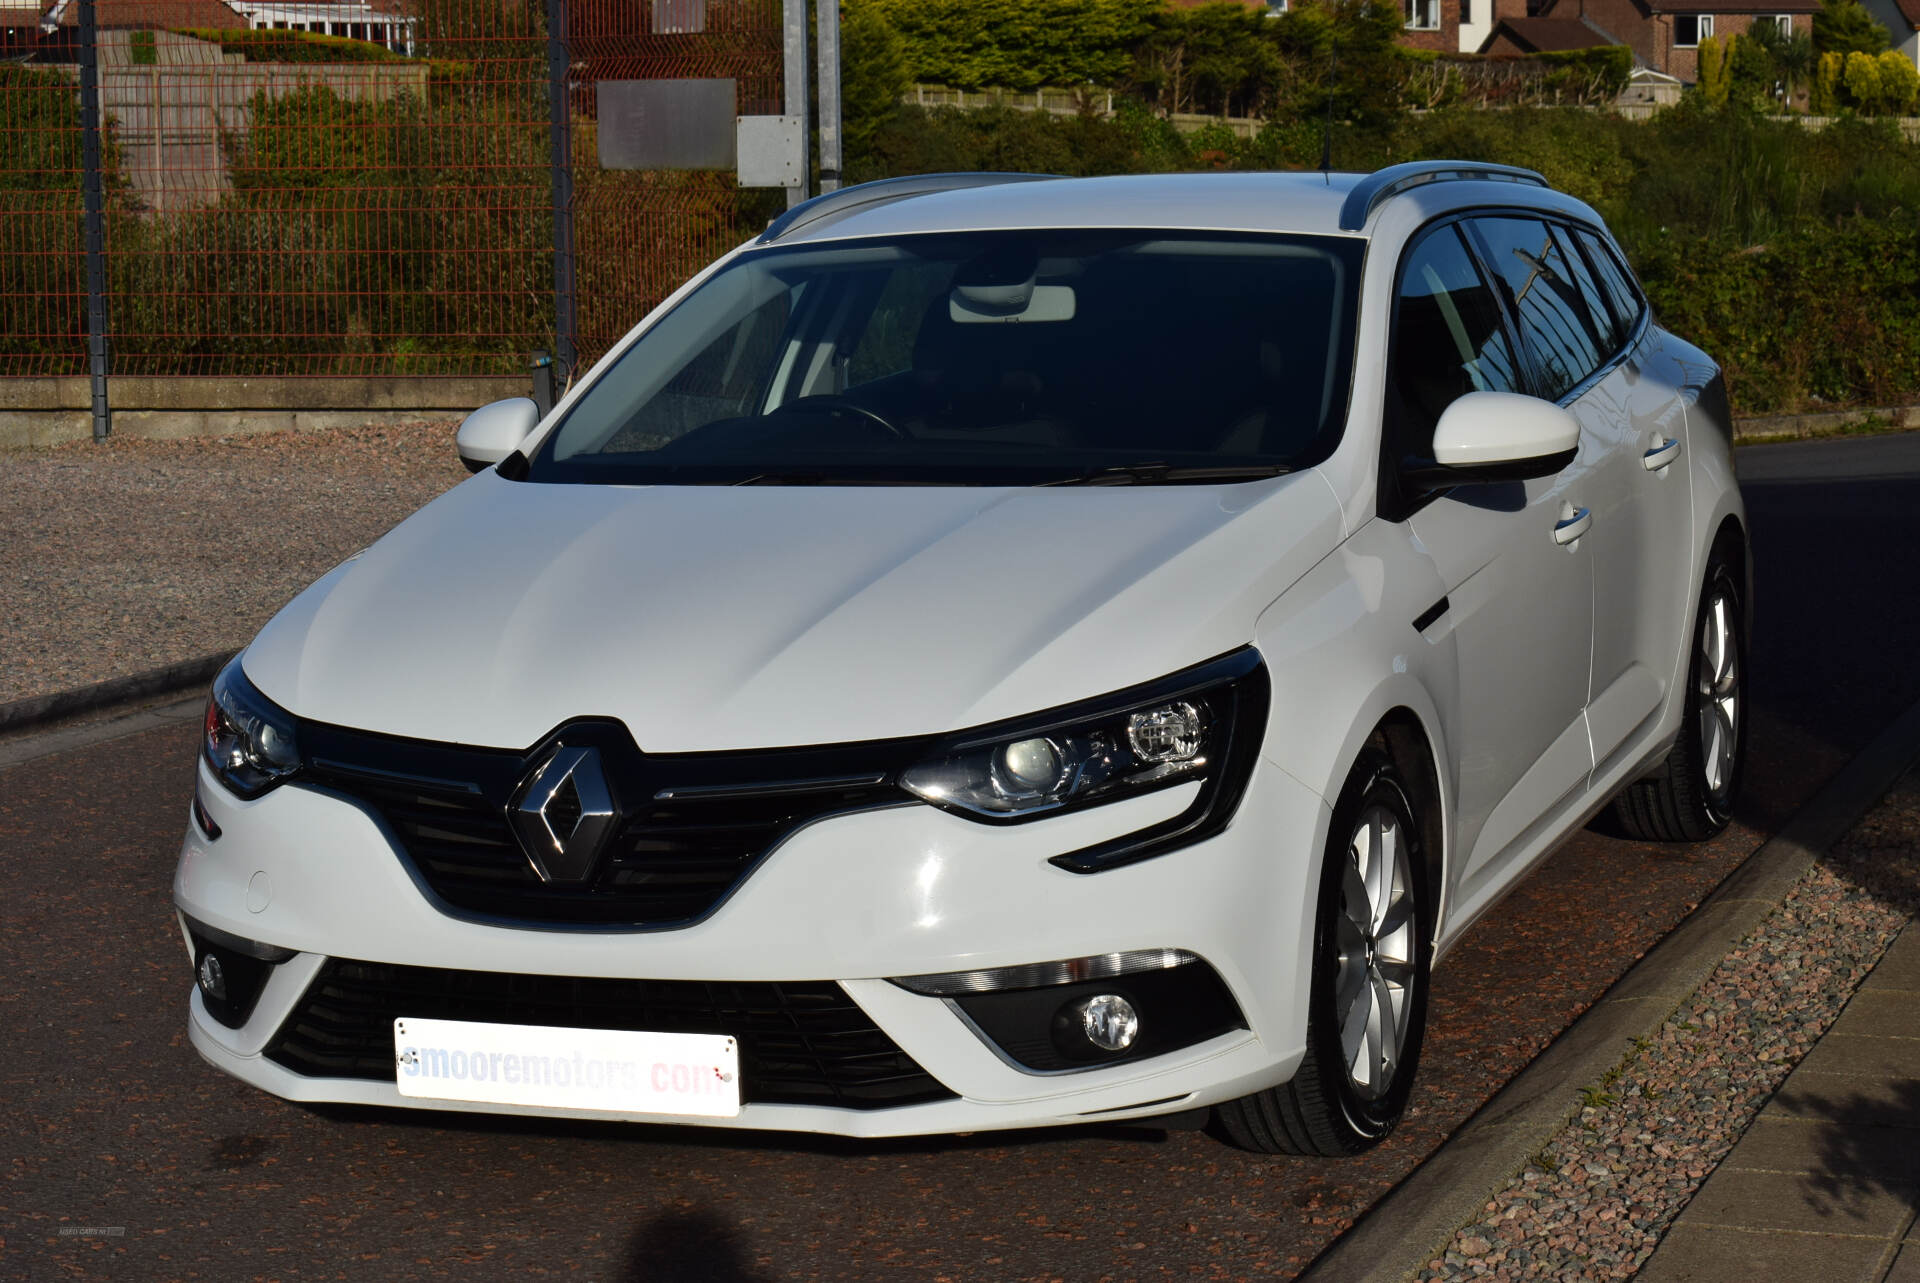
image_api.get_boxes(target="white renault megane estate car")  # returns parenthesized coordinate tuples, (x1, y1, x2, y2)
(176, 162, 1748, 1154)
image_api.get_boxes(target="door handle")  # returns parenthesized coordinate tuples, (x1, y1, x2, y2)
(1553, 504, 1592, 545)
(1642, 437, 1682, 471)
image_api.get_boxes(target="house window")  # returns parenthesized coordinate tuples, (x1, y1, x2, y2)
(1754, 13, 1792, 35)
(1265, 0, 1288, 14)
(1673, 14, 1711, 46)
(1405, 0, 1441, 30)
(1461, 0, 1473, 22)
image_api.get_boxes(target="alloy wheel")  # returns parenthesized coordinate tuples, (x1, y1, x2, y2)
(1333, 802, 1417, 1101)
(1696, 586, 1741, 805)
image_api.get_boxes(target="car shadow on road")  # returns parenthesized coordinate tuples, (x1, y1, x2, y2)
(302, 1099, 1199, 1159)
(619, 1206, 780, 1283)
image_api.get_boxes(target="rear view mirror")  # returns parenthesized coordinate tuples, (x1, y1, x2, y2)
(1421, 391, 1579, 485)
(456, 398, 541, 474)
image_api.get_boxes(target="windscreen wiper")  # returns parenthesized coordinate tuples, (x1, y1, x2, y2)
(1038, 462, 1293, 486)
(730, 471, 949, 486)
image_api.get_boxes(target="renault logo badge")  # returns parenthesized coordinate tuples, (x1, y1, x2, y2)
(508, 746, 620, 883)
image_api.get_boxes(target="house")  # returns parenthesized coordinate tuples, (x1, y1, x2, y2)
(1485, 0, 1827, 80)
(221, 0, 417, 55)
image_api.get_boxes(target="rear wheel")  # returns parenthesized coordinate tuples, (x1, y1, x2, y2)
(1612, 555, 1746, 842)
(1216, 748, 1431, 1155)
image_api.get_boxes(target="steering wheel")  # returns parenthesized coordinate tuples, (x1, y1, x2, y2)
(771, 395, 908, 439)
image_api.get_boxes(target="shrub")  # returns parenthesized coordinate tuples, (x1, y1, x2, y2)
(1695, 36, 1728, 106)
(1844, 49, 1884, 109)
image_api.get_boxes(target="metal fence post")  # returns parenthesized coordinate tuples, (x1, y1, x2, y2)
(77, 0, 110, 441)
(782, 0, 810, 206)
(545, 0, 578, 382)
(815, 0, 840, 193)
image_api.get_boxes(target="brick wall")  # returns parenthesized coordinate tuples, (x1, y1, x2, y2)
(1399, 0, 1461, 51)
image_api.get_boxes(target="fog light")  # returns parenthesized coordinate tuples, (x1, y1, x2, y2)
(197, 951, 228, 1002)
(1077, 993, 1139, 1052)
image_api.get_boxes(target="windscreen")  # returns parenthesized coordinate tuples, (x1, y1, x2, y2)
(530, 229, 1363, 486)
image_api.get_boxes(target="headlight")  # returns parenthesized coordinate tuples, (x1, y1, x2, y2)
(203, 657, 302, 799)
(901, 649, 1268, 872)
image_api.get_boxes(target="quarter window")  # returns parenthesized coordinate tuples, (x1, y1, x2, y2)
(1468, 217, 1608, 402)
(1548, 223, 1621, 356)
(1574, 228, 1647, 344)
(1389, 224, 1524, 461)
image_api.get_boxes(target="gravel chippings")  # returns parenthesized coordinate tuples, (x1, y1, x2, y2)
(1419, 773, 1920, 1282)
(0, 422, 470, 707)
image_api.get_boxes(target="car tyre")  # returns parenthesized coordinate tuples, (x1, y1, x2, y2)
(1611, 555, 1746, 843)
(1216, 747, 1431, 1155)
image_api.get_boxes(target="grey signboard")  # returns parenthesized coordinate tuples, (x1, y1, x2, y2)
(596, 78, 737, 171)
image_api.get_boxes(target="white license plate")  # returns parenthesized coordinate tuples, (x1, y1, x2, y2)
(393, 1017, 740, 1118)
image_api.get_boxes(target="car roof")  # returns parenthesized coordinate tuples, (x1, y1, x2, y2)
(758, 165, 1600, 249)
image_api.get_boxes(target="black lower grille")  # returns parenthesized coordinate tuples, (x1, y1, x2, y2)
(264, 958, 956, 1110)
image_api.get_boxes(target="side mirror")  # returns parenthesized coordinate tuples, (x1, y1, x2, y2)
(456, 397, 541, 474)
(1411, 391, 1580, 487)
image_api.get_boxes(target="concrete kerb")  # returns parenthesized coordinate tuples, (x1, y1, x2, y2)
(0, 650, 235, 735)
(1301, 693, 1920, 1283)
(1732, 403, 1920, 444)
(0, 375, 525, 447)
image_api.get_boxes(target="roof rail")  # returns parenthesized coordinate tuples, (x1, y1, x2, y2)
(1337, 161, 1548, 232)
(758, 172, 1062, 245)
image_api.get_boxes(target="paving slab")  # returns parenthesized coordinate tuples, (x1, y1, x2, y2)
(1829, 991, 1920, 1039)
(1724, 1116, 1920, 1186)
(1679, 1166, 1916, 1238)
(1767, 1071, 1920, 1128)
(1888, 1242, 1920, 1283)
(1633, 1223, 1892, 1283)
(1795, 1033, 1920, 1082)
(1865, 931, 1920, 992)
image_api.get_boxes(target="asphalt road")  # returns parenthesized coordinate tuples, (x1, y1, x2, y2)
(4, 433, 1917, 1282)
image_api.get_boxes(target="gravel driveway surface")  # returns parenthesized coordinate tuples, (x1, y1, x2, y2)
(1, 422, 469, 707)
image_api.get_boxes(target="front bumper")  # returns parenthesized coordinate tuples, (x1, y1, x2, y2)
(175, 753, 1331, 1136)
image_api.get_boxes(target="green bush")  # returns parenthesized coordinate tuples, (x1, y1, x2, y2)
(862, 0, 1158, 92)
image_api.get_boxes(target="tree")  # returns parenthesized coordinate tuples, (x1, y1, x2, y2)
(1812, 0, 1889, 56)
(1811, 49, 1843, 110)
(1746, 18, 1815, 107)
(1726, 31, 1781, 105)
(1844, 47, 1885, 108)
(1876, 48, 1920, 113)
(841, 2, 910, 150)
(1696, 35, 1729, 106)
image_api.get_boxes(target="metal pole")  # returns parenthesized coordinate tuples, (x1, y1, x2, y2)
(77, 0, 110, 441)
(782, 0, 810, 207)
(815, 0, 841, 193)
(545, 0, 577, 381)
